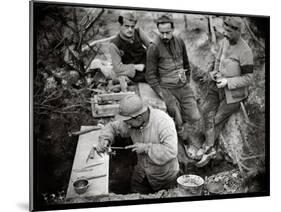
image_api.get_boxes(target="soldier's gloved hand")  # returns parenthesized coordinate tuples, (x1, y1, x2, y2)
(96, 138, 109, 153)
(125, 143, 150, 154)
(216, 78, 228, 88)
(134, 64, 145, 72)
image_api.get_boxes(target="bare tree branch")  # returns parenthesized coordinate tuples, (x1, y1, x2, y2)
(53, 37, 66, 50)
(83, 8, 105, 35)
(243, 19, 265, 49)
(82, 35, 115, 52)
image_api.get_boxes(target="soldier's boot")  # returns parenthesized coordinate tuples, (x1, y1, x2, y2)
(203, 128, 215, 153)
(195, 147, 216, 167)
(177, 126, 189, 143)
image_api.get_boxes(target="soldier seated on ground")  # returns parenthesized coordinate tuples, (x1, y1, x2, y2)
(109, 11, 151, 87)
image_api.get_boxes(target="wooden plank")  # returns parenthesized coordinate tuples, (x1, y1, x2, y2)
(66, 126, 109, 201)
(138, 83, 166, 111)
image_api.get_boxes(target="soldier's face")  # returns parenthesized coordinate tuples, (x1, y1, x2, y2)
(158, 23, 174, 43)
(120, 18, 136, 39)
(223, 21, 241, 44)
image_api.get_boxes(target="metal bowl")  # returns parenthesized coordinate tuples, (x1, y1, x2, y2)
(177, 174, 204, 196)
(73, 179, 89, 195)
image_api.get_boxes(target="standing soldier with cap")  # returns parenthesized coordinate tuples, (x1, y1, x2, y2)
(110, 10, 151, 83)
(93, 94, 179, 194)
(197, 16, 254, 167)
(146, 13, 201, 145)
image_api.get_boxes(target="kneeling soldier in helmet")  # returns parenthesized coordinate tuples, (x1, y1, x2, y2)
(93, 94, 179, 194)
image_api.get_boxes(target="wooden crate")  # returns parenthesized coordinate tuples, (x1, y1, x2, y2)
(91, 91, 135, 118)
(97, 91, 135, 102)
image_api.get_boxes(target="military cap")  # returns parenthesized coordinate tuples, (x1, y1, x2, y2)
(119, 10, 137, 22)
(224, 16, 242, 31)
(115, 94, 148, 121)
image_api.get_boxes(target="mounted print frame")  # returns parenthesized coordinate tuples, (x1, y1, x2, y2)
(30, 0, 270, 211)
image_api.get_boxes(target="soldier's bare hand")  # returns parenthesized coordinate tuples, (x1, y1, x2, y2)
(134, 64, 145, 72)
(125, 143, 149, 154)
(96, 138, 109, 153)
(216, 78, 228, 88)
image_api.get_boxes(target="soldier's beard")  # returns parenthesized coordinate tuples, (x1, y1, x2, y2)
(127, 120, 146, 130)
